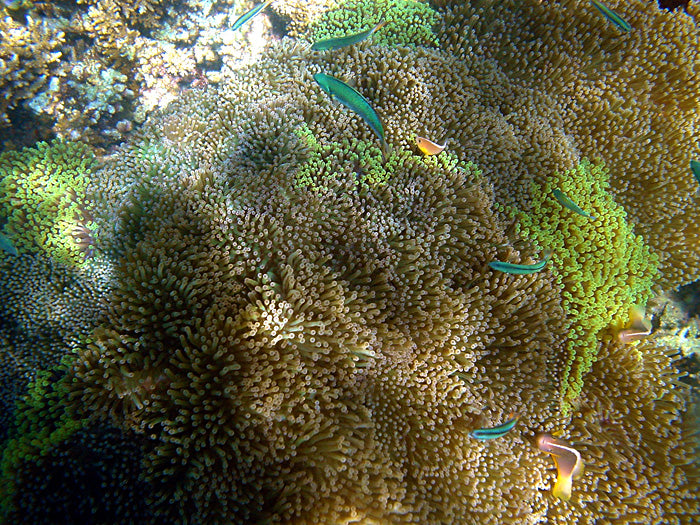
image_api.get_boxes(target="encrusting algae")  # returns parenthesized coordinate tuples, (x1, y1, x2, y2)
(0, 0, 698, 524)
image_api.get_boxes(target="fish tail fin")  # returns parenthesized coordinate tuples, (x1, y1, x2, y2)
(381, 141, 391, 163)
(374, 19, 389, 32)
(552, 474, 573, 501)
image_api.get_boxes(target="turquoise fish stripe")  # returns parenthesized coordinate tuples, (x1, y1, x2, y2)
(469, 416, 519, 440)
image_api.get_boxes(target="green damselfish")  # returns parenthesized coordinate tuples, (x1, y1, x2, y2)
(311, 20, 387, 51)
(231, 0, 273, 31)
(590, 0, 631, 32)
(489, 252, 551, 275)
(313, 72, 387, 158)
(552, 189, 596, 219)
(469, 414, 519, 440)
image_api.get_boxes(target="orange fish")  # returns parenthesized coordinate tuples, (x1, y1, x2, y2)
(416, 136, 446, 155)
(536, 433, 584, 501)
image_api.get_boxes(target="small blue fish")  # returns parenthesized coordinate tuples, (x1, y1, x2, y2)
(0, 232, 18, 256)
(489, 252, 551, 275)
(470, 414, 520, 440)
(231, 0, 273, 32)
(552, 189, 596, 219)
(311, 20, 388, 51)
(590, 0, 631, 32)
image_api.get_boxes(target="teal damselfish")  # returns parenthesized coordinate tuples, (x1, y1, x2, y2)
(469, 414, 519, 440)
(313, 73, 387, 158)
(552, 189, 596, 219)
(489, 252, 551, 275)
(590, 0, 631, 32)
(311, 20, 388, 51)
(232, 0, 273, 31)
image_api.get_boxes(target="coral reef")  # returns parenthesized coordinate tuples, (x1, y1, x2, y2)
(72, 0, 141, 55)
(0, 13, 64, 127)
(68, 88, 571, 521)
(62, 1, 697, 513)
(2, 0, 283, 147)
(0, 139, 97, 265)
(1, 0, 698, 523)
(510, 159, 659, 408)
(26, 48, 139, 145)
(647, 285, 700, 393)
(0, 252, 112, 440)
(435, 0, 700, 289)
(561, 338, 698, 524)
(272, 0, 335, 37)
(1, 366, 154, 524)
(77, 0, 172, 30)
